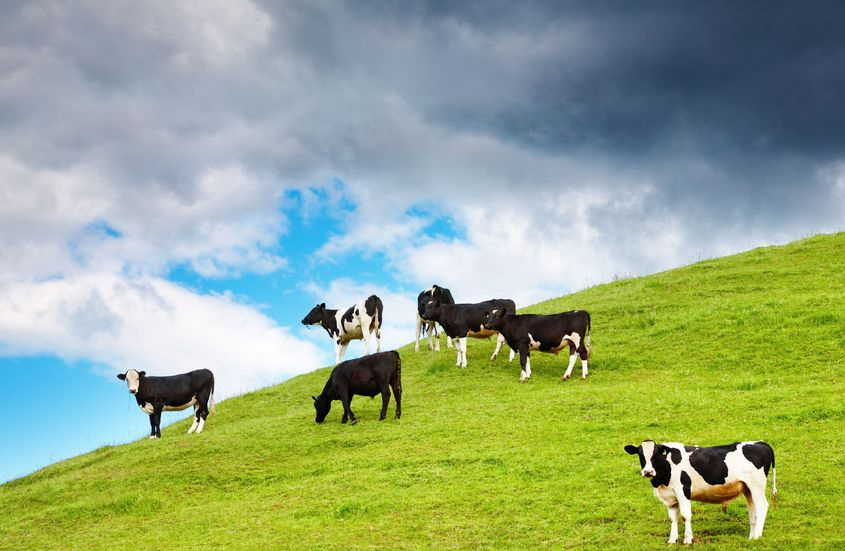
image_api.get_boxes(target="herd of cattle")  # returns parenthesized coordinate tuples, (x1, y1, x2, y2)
(115, 284, 777, 544)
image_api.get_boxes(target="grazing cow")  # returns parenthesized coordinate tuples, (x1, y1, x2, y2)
(483, 309, 591, 382)
(302, 295, 383, 364)
(116, 368, 215, 439)
(311, 350, 402, 425)
(421, 299, 516, 368)
(624, 440, 777, 544)
(415, 284, 455, 352)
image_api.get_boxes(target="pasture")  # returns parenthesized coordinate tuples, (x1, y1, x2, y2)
(1, 233, 843, 550)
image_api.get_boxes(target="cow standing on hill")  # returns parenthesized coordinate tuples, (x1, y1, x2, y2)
(624, 440, 777, 544)
(311, 351, 402, 425)
(483, 309, 591, 382)
(302, 295, 383, 364)
(415, 284, 455, 352)
(117, 368, 215, 439)
(421, 299, 516, 368)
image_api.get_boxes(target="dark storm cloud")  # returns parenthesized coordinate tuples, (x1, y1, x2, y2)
(2, 0, 843, 285)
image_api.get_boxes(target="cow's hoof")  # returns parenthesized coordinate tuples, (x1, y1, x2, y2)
(379, 416, 386, 421)
(149, 436, 159, 440)
(341, 419, 348, 424)
(395, 414, 401, 419)
(582, 375, 587, 380)
(350, 418, 358, 425)
(562, 375, 570, 381)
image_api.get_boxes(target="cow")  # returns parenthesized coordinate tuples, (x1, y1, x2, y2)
(302, 295, 383, 364)
(116, 368, 215, 439)
(311, 350, 402, 425)
(415, 284, 455, 352)
(421, 299, 516, 368)
(482, 309, 591, 382)
(624, 440, 777, 544)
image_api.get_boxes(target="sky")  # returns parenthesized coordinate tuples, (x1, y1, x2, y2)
(1, 1, 844, 483)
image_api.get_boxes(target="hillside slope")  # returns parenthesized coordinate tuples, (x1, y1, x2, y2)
(2, 233, 844, 550)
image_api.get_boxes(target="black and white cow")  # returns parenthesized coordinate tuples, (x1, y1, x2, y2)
(415, 284, 455, 352)
(483, 309, 591, 382)
(302, 295, 383, 364)
(311, 350, 402, 425)
(421, 299, 516, 368)
(624, 440, 777, 544)
(117, 368, 215, 439)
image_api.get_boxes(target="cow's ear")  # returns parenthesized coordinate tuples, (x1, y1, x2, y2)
(656, 445, 669, 456)
(117, 373, 126, 381)
(319, 303, 325, 310)
(311, 396, 318, 401)
(138, 371, 146, 378)
(624, 445, 639, 455)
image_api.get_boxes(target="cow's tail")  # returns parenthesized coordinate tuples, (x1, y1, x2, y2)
(769, 443, 778, 509)
(585, 312, 592, 359)
(209, 379, 216, 416)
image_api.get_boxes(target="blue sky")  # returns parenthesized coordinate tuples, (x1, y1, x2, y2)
(2, 1, 844, 483)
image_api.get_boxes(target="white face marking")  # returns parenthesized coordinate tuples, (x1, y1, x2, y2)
(641, 441, 656, 477)
(123, 369, 141, 393)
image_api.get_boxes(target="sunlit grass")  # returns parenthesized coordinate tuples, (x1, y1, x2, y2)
(2, 233, 844, 550)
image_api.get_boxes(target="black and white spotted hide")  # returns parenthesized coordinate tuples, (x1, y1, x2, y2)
(302, 295, 383, 364)
(415, 284, 455, 352)
(624, 440, 777, 544)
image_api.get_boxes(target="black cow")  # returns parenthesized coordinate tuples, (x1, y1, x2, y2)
(415, 284, 455, 352)
(625, 440, 777, 544)
(302, 295, 383, 364)
(311, 350, 402, 425)
(421, 299, 516, 368)
(483, 309, 591, 382)
(117, 368, 215, 439)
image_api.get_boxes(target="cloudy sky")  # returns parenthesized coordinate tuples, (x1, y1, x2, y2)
(1, 1, 843, 482)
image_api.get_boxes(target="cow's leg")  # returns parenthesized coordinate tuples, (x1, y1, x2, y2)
(379, 387, 391, 421)
(743, 486, 757, 540)
(432, 323, 441, 351)
(679, 497, 693, 545)
(667, 505, 680, 545)
(748, 478, 769, 539)
(195, 391, 210, 434)
(445, 325, 452, 349)
(361, 325, 372, 356)
(188, 404, 199, 434)
(337, 340, 350, 364)
(454, 337, 461, 366)
(508, 347, 515, 362)
(150, 407, 163, 439)
(518, 347, 531, 382)
(341, 411, 349, 424)
(390, 368, 402, 419)
(459, 337, 468, 368)
(415, 314, 423, 352)
(562, 344, 578, 380)
(338, 388, 356, 425)
(490, 333, 504, 360)
(579, 344, 589, 380)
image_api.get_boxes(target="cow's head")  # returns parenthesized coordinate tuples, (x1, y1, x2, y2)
(116, 369, 146, 394)
(312, 394, 331, 423)
(482, 309, 506, 331)
(302, 303, 326, 326)
(625, 440, 672, 480)
(421, 300, 441, 321)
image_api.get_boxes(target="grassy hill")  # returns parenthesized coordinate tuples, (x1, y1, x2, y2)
(2, 233, 844, 550)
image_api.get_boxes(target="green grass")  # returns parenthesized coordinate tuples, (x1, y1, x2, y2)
(2, 233, 845, 550)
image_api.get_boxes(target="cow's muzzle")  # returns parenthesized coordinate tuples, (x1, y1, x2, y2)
(642, 469, 655, 478)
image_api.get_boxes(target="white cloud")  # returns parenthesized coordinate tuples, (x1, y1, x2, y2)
(0, 273, 327, 397)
